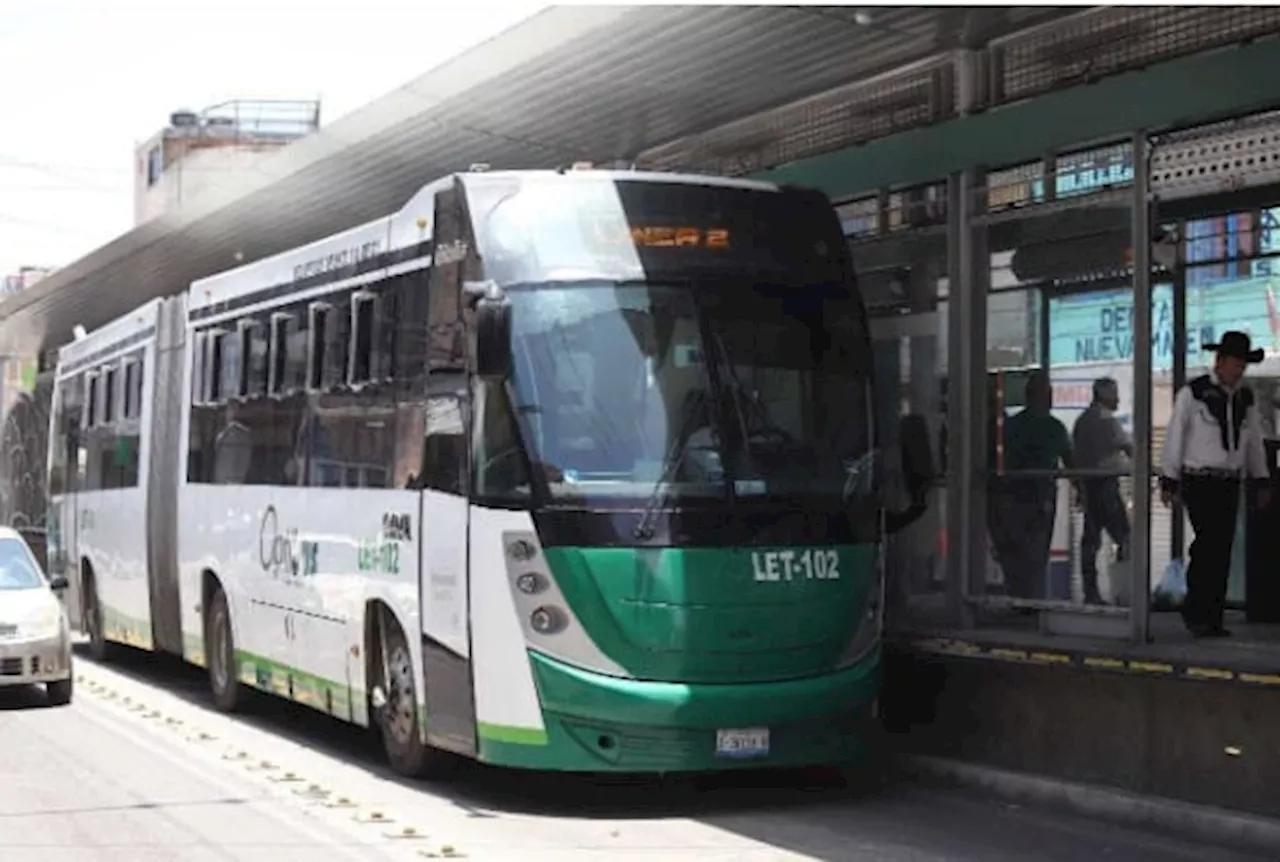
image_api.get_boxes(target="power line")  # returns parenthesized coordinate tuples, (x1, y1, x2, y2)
(0, 213, 105, 236)
(0, 154, 129, 175)
(0, 154, 129, 196)
(0, 183, 127, 194)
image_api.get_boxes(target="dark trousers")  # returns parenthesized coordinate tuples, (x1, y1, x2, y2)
(990, 479, 1057, 600)
(1181, 474, 1241, 630)
(1080, 477, 1130, 602)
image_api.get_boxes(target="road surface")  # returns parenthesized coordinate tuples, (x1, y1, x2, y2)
(0, 648, 1266, 861)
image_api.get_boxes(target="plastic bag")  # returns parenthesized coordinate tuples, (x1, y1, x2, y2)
(1151, 558, 1187, 610)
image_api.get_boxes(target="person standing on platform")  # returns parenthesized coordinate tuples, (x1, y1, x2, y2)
(1160, 331, 1272, 638)
(1072, 377, 1133, 605)
(1000, 370, 1075, 600)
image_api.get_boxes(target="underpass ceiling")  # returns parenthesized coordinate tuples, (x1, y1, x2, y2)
(0, 4, 1085, 356)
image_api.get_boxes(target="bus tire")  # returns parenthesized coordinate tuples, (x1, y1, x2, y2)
(376, 617, 440, 778)
(205, 586, 243, 713)
(83, 567, 111, 662)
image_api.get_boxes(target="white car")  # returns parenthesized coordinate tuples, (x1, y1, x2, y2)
(0, 527, 73, 705)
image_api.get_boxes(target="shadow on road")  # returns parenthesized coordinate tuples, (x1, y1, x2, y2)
(73, 643, 901, 841)
(0, 684, 55, 711)
(69, 645, 1269, 862)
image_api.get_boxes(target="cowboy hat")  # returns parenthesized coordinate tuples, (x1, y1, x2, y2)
(1204, 330, 1265, 363)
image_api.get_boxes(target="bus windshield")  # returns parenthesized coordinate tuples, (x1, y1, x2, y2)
(492, 280, 872, 507)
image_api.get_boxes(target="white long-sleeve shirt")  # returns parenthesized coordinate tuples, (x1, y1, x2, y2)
(1161, 374, 1270, 481)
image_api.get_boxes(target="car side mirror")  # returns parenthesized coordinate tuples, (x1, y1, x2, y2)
(465, 280, 513, 381)
(48, 573, 69, 592)
(885, 413, 937, 534)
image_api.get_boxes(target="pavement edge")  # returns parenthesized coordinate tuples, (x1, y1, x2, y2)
(900, 754, 1280, 857)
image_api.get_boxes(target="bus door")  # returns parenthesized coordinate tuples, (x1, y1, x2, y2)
(49, 490, 82, 627)
(416, 179, 477, 755)
(869, 308, 945, 615)
(48, 377, 86, 629)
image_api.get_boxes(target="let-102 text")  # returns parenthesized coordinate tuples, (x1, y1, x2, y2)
(751, 549, 840, 582)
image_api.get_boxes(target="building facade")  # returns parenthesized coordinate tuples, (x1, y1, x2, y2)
(133, 99, 321, 225)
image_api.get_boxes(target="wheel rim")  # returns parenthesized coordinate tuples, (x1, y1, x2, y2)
(210, 606, 230, 692)
(385, 644, 417, 746)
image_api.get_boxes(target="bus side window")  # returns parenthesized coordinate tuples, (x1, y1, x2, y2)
(50, 376, 84, 497)
(348, 290, 384, 386)
(240, 319, 269, 399)
(84, 371, 99, 429)
(309, 299, 350, 391)
(420, 374, 468, 495)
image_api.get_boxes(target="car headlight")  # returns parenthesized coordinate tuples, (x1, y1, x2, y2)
(20, 609, 62, 640)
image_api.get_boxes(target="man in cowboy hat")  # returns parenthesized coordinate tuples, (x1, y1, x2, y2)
(1160, 330, 1272, 637)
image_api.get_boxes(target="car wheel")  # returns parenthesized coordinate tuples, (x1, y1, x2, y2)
(46, 677, 73, 706)
(206, 587, 243, 712)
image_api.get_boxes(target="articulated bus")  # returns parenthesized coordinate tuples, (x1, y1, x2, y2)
(46, 168, 931, 775)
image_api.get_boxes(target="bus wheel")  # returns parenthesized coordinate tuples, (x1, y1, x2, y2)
(83, 570, 110, 662)
(206, 587, 243, 713)
(376, 620, 437, 778)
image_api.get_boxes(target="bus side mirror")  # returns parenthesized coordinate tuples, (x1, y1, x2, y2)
(465, 280, 513, 381)
(885, 414, 936, 534)
(900, 414, 936, 500)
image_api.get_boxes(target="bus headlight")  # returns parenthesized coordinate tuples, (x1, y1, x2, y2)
(502, 529, 628, 677)
(530, 606, 566, 635)
(516, 572, 546, 595)
(507, 539, 538, 562)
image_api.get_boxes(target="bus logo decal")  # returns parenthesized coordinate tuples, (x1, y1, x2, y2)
(259, 505, 316, 577)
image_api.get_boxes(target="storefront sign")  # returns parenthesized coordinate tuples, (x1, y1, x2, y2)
(1048, 276, 1280, 369)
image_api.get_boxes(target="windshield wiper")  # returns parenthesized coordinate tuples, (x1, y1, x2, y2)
(632, 391, 709, 541)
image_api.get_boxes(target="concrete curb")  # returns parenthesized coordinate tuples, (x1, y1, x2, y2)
(900, 754, 1280, 856)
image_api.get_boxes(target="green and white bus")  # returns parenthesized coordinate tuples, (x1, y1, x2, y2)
(46, 167, 931, 775)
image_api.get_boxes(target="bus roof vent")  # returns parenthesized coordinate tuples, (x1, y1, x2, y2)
(468, 163, 490, 172)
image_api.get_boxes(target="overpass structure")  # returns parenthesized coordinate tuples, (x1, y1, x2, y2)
(0, 4, 1071, 360)
(6, 3, 1280, 830)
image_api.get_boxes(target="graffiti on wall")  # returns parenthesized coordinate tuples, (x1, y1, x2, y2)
(0, 376, 51, 530)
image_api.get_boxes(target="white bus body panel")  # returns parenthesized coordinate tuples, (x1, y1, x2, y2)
(189, 218, 394, 318)
(177, 485, 423, 725)
(421, 490, 469, 658)
(468, 506, 547, 740)
(54, 299, 161, 649)
(177, 205, 433, 725)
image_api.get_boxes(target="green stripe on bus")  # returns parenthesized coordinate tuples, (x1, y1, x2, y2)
(477, 722, 549, 746)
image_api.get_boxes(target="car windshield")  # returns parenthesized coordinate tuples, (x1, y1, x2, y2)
(0, 538, 44, 590)
(480, 281, 873, 506)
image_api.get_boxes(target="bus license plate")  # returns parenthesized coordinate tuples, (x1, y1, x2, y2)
(715, 727, 769, 758)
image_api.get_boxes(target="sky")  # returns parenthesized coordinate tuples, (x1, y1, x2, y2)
(0, 0, 547, 277)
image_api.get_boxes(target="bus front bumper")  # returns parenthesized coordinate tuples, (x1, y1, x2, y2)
(477, 648, 882, 772)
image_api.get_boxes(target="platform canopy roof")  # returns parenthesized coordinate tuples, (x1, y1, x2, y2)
(0, 3, 1081, 357)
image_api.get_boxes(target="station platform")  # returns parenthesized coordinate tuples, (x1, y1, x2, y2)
(881, 616, 1280, 822)
(892, 611, 1280, 689)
